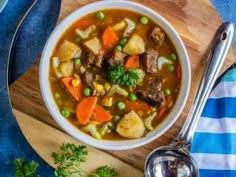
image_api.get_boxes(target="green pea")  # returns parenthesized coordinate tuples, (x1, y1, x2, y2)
(164, 88, 171, 96)
(96, 11, 105, 20)
(54, 92, 60, 99)
(116, 45, 122, 52)
(129, 93, 137, 101)
(74, 58, 81, 65)
(170, 53, 177, 61)
(167, 65, 175, 72)
(117, 101, 126, 110)
(83, 87, 91, 96)
(114, 115, 120, 122)
(75, 36, 81, 43)
(140, 16, 149, 25)
(61, 108, 71, 118)
(119, 37, 128, 46)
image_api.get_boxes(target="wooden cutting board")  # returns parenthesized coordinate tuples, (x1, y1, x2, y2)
(9, 0, 234, 176)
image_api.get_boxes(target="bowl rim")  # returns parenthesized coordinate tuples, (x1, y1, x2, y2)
(40, 0, 191, 150)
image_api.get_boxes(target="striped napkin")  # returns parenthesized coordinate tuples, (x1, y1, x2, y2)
(191, 66, 236, 177)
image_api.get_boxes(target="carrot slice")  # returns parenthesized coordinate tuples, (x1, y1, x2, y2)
(158, 106, 166, 118)
(76, 97, 98, 125)
(103, 26, 119, 49)
(91, 105, 112, 123)
(125, 55, 140, 69)
(125, 100, 152, 113)
(74, 19, 92, 30)
(61, 77, 82, 101)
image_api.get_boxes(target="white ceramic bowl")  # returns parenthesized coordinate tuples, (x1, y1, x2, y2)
(40, 0, 191, 150)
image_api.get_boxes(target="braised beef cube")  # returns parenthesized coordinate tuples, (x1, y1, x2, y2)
(136, 78, 166, 108)
(141, 49, 158, 73)
(82, 49, 104, 68)
(94, 50, 104, 67)
(82, 71, 93, 87)
(106, 51, 127, 65)
(84, 51, 96, 66)
(150, 27, 165, 46)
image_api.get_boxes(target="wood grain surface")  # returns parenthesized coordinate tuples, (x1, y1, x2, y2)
(9, 0, 234, 175)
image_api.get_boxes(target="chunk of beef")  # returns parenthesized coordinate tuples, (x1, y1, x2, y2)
(150, 27, 165, 46)
(141, 49, 158, 73)
(136, 77, 166, 108)
(82, 71, 93, 87)
(106, 51, 127, 65)
(94, 50, 104, 67)
(82, 49, 104, 68)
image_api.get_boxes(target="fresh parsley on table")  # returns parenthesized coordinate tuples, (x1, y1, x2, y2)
(14, 143, 118, 177)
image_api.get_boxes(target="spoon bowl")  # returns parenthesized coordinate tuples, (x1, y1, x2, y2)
(145, 146, 198, 177)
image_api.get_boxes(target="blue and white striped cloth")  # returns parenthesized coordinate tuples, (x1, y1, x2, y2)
(191, 67, 236, 177)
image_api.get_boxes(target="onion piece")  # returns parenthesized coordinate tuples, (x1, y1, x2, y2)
(157, 56, 173, 70)
(75, 25, 96, 39)
(123, 18, 136, 37)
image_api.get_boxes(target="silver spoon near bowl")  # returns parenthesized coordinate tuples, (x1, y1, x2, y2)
(145, 22, 234, 177)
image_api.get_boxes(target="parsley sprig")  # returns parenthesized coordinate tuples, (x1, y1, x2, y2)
(94, 165, 118, 177)
(52, 143, 88, 177)
(108, 64, 139, 87)
(14, 158, 40, 177)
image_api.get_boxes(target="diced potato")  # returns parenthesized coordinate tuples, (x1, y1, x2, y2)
(57, 40, 81, 62)
(116, 110, 145, 139)
(112, 20, 126, 31)
(84, 37, 102, 54)
(102, 97, 113, 107)
(52, 57, 63, 78)
(123, 34, 145, 55)
(60, 60, 74, 77)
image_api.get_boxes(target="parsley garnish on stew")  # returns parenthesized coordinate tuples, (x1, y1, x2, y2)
(108, 64, 139, 87)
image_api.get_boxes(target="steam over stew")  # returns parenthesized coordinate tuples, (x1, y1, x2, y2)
(49, 9, 181, 140)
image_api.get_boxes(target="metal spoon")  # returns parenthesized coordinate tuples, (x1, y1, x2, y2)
(145, 22, 234, 177)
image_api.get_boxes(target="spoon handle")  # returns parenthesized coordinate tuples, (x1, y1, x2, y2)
(174, 22, 234, 150)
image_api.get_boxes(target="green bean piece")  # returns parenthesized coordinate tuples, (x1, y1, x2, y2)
(83, 87, 91, 96)
(140, 16, 149, 24)
(167, 65, 175, 72)
(96, 11, 105, 20)
(170, 53, 177, 61)
(116, 45, 122, 52)
(164, 88, 171, 96)
(128, 93, 137, 101)
(117, 101, 126, 110)
(74, 58, 81, 65)
(119, 37, 128, 46)
(54, 92, 60, 99)
(61, 108, 71, 118)
(114, 115, 120, 122)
